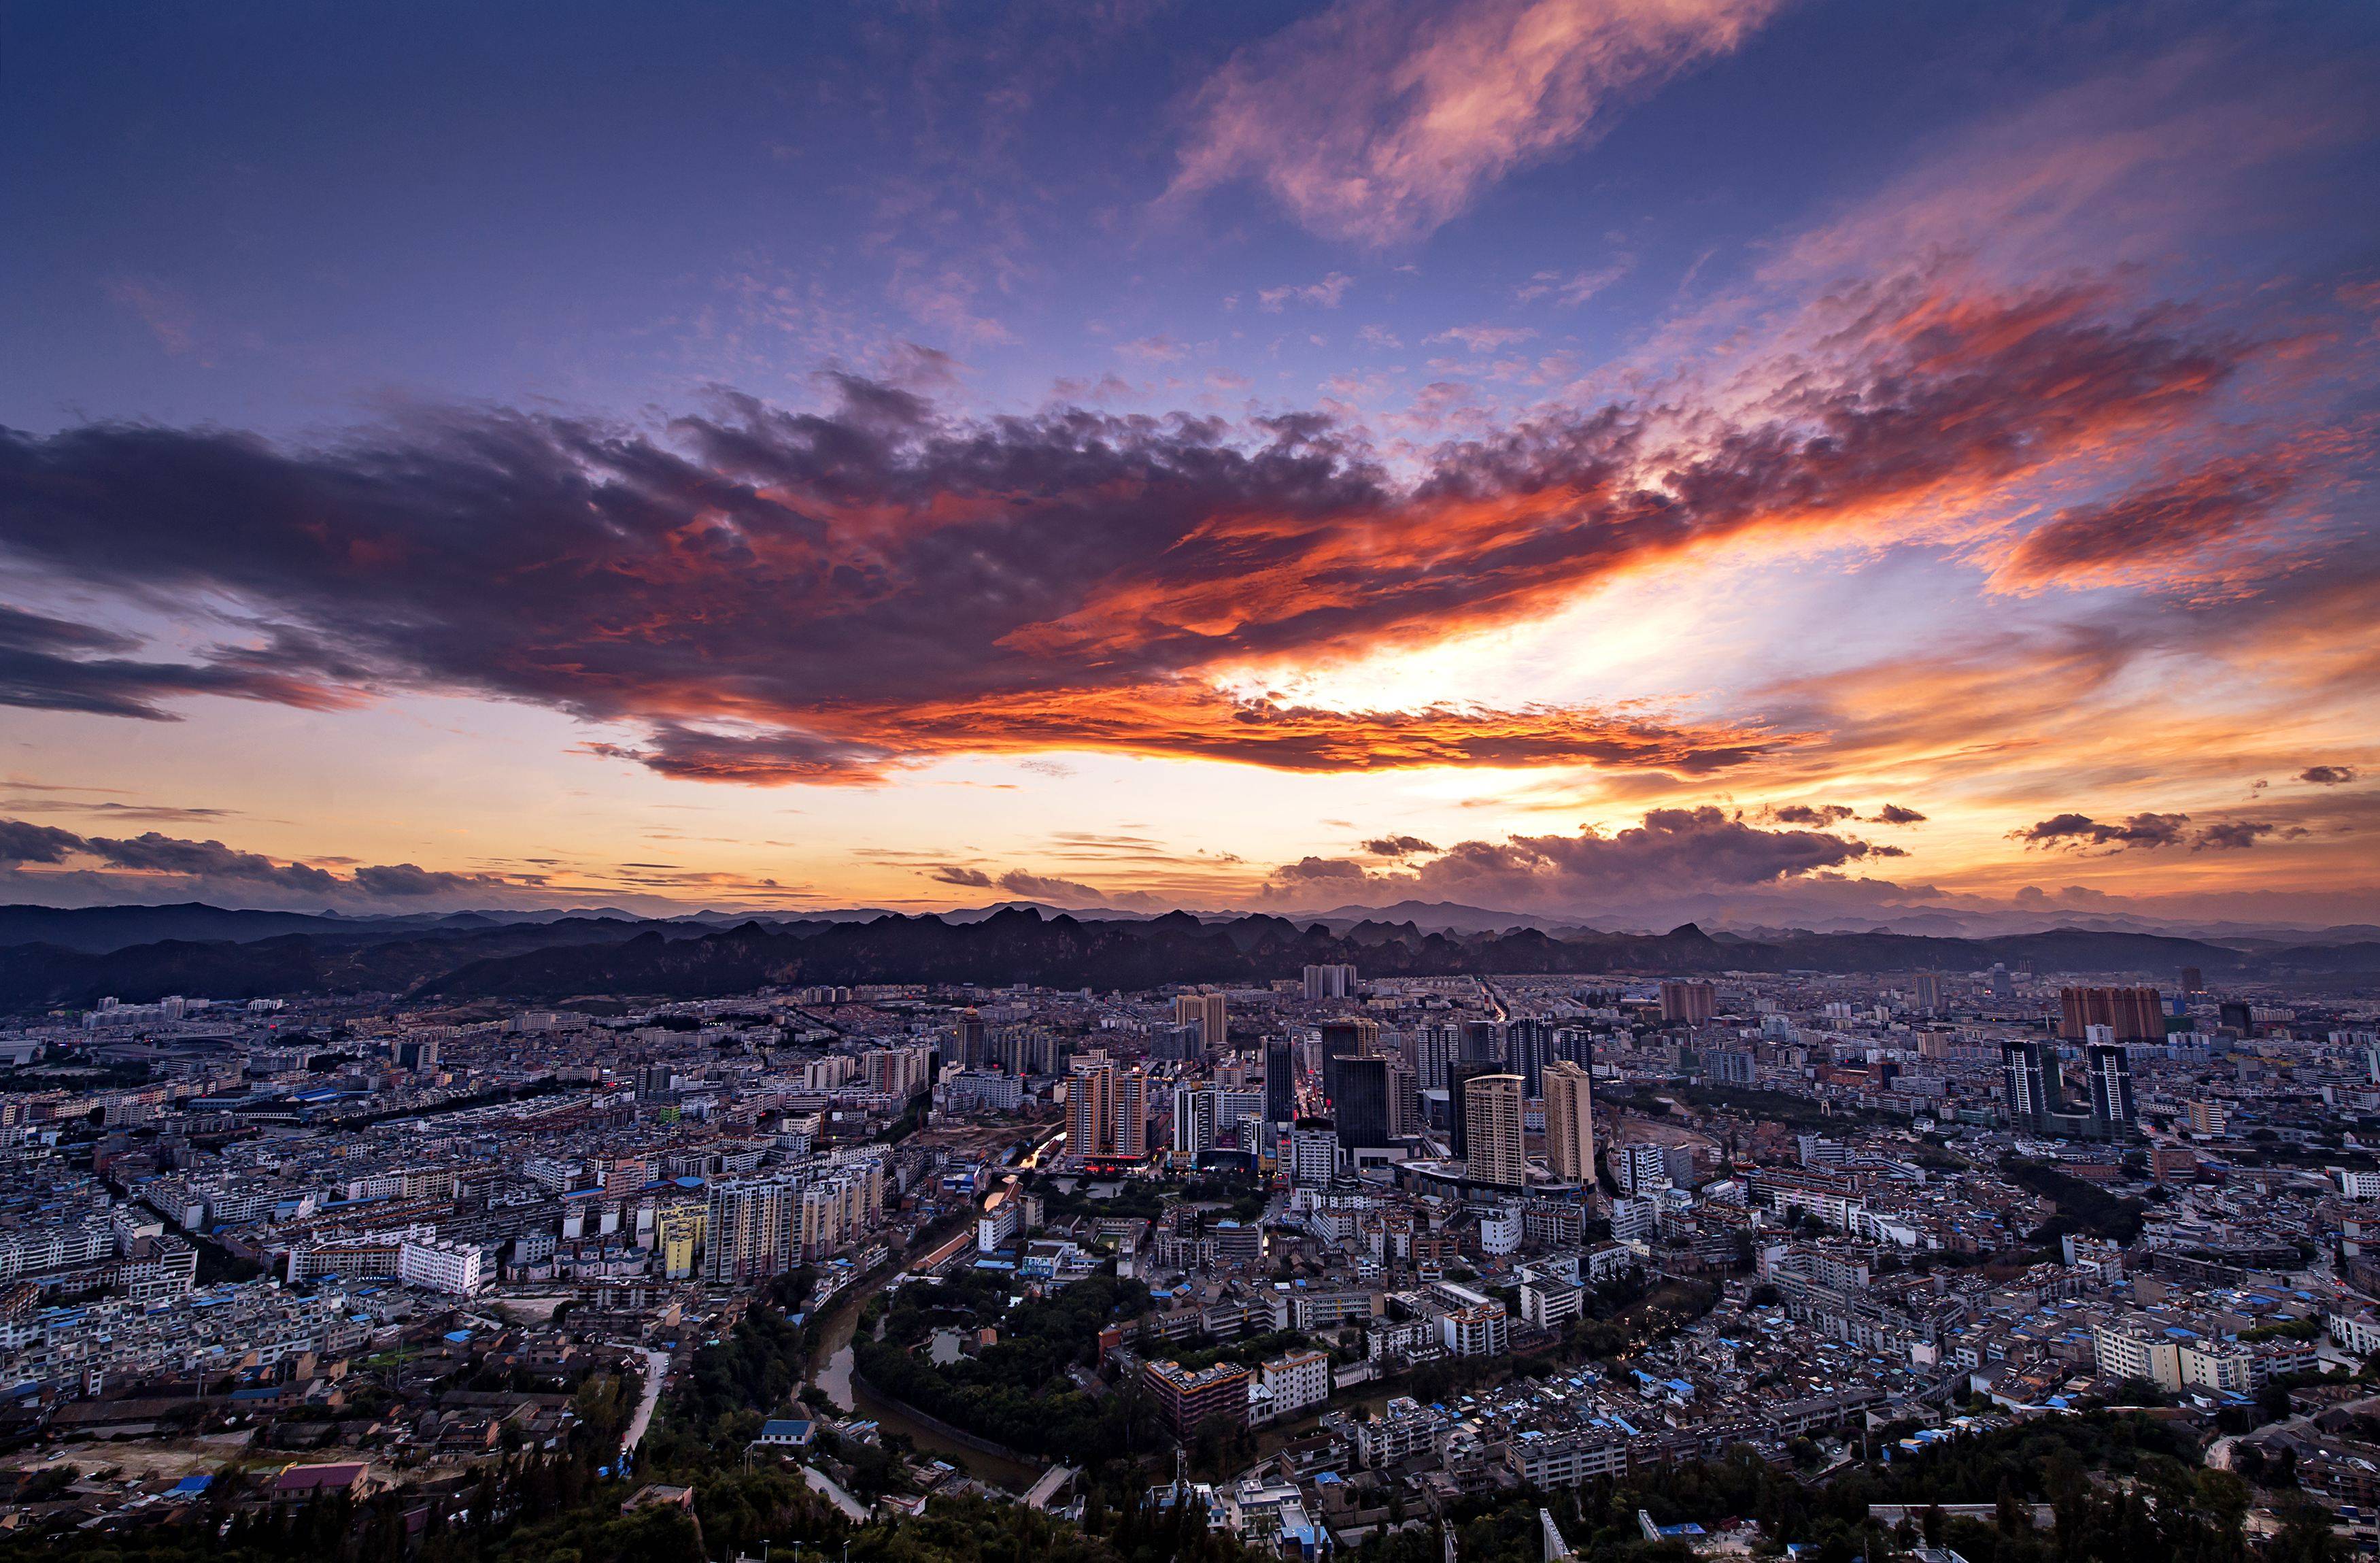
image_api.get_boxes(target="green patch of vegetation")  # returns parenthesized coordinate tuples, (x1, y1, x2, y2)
(1999, 1156, 2146, 1243)
(856, 1273, 1156, 1462)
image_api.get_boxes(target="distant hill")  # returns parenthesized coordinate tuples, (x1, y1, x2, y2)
(0, 901, 2366, 1012)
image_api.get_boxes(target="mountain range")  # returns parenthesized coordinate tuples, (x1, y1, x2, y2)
(3, 901, 2376, 1013)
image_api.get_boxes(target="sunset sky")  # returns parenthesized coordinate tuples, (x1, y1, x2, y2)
(2, 0, 2377, 928)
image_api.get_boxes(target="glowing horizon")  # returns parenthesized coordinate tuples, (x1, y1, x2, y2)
(2, 2, 2376, 928)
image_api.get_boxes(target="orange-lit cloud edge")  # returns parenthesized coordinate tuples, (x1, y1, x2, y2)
(0, 40, 2375, 922)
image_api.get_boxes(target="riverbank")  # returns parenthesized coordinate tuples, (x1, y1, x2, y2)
(807, 1254, 1047, 1491)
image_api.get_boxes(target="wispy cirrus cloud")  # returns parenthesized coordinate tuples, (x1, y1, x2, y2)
(1168, 0, 1787, 244)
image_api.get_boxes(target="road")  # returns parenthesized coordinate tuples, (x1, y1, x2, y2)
(619, 1346, 670, 1464)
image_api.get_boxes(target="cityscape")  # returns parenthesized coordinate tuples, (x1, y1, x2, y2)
(3, 4, 2379, 1563)
(0, 928, 2373, 1563)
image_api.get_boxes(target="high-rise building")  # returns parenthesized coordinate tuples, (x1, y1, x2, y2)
(1414, 1023, 1460, 1090)
(1385, 1056, 1418, 1139)
(1911, 973, 1944, 1015)
(1174, 1088, 1219, 1160)
(1264, 1039, 1297, 1124)
(1068, 1056, 1146, 1160)
(1461, 1019, 1506, 1064)
(1319, 1017, 1378, 1058)
(1463, 1073, 1526, 1188)
(393, 1037, 440, 1071)
(2179, 966, 2205, 995)
(1506, 1019, 1554, 1097)
(1112, 1067, 1149, 1158)
(704, 1177, 796, 1284)
(2085, 1043, 2136, 1130)
(1302, 963, 1357, 1001)
(1325, 1053, 1394, 1151)
(2058, 986, 2164, 1043)
(955, 1009, 988, 1069)
(1541, 1060, 1595, 1184)
(2001, 1039, 2061, 1124)
(1447, 1061, 1501, 1161)
(1659, 981, 1716, 1025)
(2186, 1100, 2228, 1135)
(1172, 992, 1227, 1056)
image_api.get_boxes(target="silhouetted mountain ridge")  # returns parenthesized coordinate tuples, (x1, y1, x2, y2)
(1, 903, 2371, 1011)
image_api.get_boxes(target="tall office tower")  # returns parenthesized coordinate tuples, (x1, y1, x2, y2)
(1463, 1073, 1526, 1188)
(1302, 963, 1357, 1001)
(2058, 987, 2165, 1043)
(393, 1037, 440, 1071)
(2085, 1043, 2136, 1130)
(1659, 981, 1717, 1024)
(1173, 992, 1228, 1056)
(1264, 1039, 1297, 1124)
(1542, 1060, 1596, 1183)
(1414, 1023, 1460, 1090)
(2179, 965, 2205, 995)
(1460, 1018, 1506, 1064)
(704, 1177, 795, 1283)
(955, 1009, 988, 1069)
(1911, 973, 1944, 1015)
(1325, 1053, 1393, 1151)
(1446, 1061, 1501, 1160)
(1505, 1019, 1552, 1097)
(2001, 1039, 2061, 1124)
(1319, 1017, 1379, 1059)
(1988, 964, 2016, 999)
(1111, 1068, 1149, 1157)
(1174, 1088, 1219, 1159)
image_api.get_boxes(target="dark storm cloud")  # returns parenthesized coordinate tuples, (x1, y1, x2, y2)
(0, 278, 2249, 783)
(2301, 766, 2358, 785)
(1867, 805, 1927, 824)
(1363, 835, 1438, 856)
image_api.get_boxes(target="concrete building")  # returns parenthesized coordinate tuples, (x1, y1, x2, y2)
(1542, 1060, 1595, 1184)
(1144, 1358, 1253, 1434)
(397, 1237, 484, 1295)
(1463, 1073, 1525, 1188)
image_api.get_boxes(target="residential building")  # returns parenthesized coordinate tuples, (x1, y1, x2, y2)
(1542, 1060, 1596, 1184)
(1144, 1358, 1253, 1434)
(1463, 1073, 1526, 1188)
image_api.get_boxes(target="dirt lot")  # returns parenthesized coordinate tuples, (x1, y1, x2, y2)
(1, 1429, 256, 1481)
